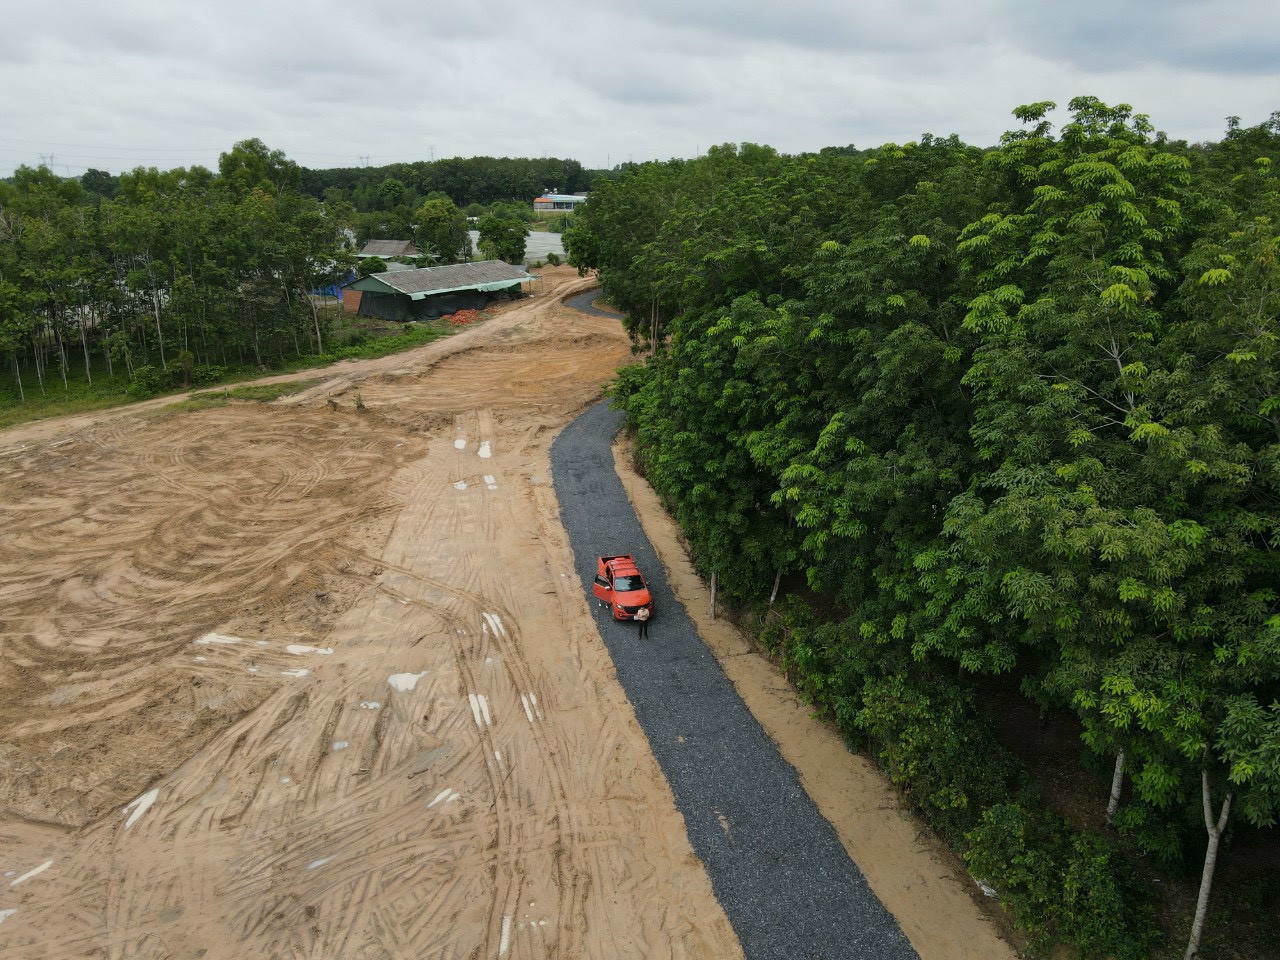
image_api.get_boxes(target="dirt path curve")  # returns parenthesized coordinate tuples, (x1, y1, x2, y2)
(0, 268, 741, 959)
(0, 272, 595, 455)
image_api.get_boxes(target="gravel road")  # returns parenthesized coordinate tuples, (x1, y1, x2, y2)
(551, 398, 919, 960)
(565, 289, 614, 317)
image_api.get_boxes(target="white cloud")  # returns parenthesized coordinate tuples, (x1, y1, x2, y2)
(0, 0, 1275, 177)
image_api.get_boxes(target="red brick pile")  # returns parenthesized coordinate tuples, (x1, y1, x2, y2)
(447, 309, 481, 327)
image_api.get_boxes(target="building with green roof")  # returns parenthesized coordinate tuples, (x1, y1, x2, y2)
(346, 260, 534, 321)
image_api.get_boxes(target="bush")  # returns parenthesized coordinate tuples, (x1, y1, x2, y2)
(965, 804, 1159, 960)
(175, 349, 195, 386)
(191, 364, 228, 387)
(127, 364, 170, 398)
(751, 600, 1158, 957)
(546, 252, 562, 266)
(855, 673, 1025, 843)
(760, 604, 1024, 842)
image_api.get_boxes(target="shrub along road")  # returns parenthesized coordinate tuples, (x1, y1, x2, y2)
(552, 399, 919, 960)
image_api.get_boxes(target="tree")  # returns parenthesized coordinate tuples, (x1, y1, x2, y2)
(590, 104, 1279, 954)
(1161, 185, 1280, 957)
(414, 197, 471, 262)
(0, 280, 33, 401)
(80, 168, 119, 200)
(218, 138, 300, 197)
(476, 214, 526, 263)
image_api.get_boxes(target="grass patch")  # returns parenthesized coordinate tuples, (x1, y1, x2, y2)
(0, 390, 131, 430)
(226, 381, 322, 402)
(168, 379, 324, 412)
(0, 311, 476, 430)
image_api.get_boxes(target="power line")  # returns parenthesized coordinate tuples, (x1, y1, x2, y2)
(0, 135, 229, 153)
(4, 150, 222, 164)
(0, 136, 452, 162)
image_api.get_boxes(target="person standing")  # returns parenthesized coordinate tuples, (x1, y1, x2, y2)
(635, 605, 651, 640)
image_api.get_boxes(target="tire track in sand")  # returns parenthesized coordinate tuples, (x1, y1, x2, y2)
(1, 271, 741, 960)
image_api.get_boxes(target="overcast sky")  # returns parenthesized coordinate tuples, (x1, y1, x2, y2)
(3, 0, 1278, 179)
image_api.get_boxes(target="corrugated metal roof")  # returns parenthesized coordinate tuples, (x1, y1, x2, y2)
(358, 239, 420, 257)
(535, 194, 588, 203)
(353, 260, 533, 299)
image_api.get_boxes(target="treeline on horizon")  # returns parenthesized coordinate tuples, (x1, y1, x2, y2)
(40, 155, 606, 210)
(565, 98, 1280, 959)
(294, 156, 615, 243)
(0, 143, 612, 405)
(46, 155, 616, 244)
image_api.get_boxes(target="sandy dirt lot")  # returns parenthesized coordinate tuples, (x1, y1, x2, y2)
(0, 268, 1012, 959)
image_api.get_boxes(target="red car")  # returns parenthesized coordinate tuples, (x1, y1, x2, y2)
(592, 555, 654, 621)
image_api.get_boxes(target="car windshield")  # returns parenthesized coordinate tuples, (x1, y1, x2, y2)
(613, 574, 645, 592)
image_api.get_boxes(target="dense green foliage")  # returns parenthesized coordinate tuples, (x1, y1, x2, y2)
(296, 156, 614, 244)
(965, 804, 1159, 959)
(573, 100, 1280, 956)
(301, 155, 594, 209)
(413, 197, 471, 263)
(476, 213, 529, 264)
(0, 139, 354, 404)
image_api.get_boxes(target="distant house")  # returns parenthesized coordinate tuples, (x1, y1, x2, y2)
(533, 193, 588, 212)
(344, 260, 534, 321)
(356, 239, 421, 259)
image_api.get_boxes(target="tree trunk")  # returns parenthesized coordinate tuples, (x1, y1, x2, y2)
(283, 282, 302, 357)
(1106, 749, 1125, 825)
(79, 317, 92, 384)
(33, 329, 46, 396)
(54, 323, 68, 391)
(11, 352, 23, 403)
(768, 568, 782, 610)
(710, 571, 717, 621)
(152, 289, 167, 370)
(1185, 770, 1232, 960)
(198, 321, 209, 367)
(309, 291, 324, 354)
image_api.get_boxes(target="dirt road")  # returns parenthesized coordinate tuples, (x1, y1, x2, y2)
(0, 267, 1013, 959)
(0, 269, 739, 959)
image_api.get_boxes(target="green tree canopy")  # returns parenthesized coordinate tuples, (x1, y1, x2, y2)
(476, 214, 526, 264)
(414, 197, 471, 263)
